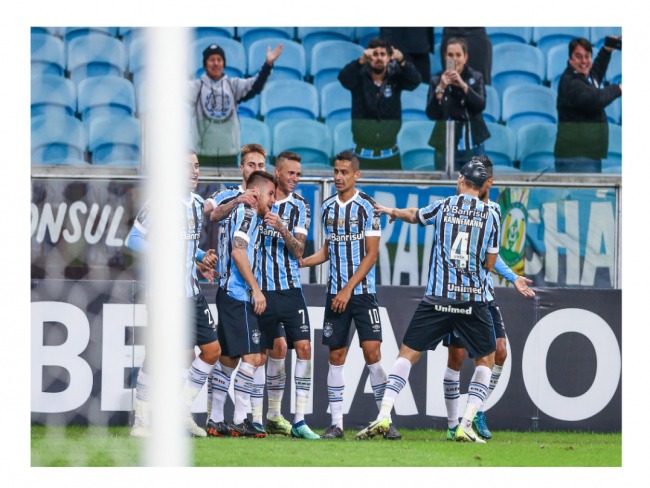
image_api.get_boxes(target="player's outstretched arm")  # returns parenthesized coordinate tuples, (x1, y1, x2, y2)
(299, 241, 330, 268)
(513, 276, 536, 298)
(373, 203, 419, 224)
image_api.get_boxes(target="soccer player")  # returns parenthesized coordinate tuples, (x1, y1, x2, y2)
(300, 150, 400, 440)
(126, 153, 221, 438)
(443, 155, 535, 441)
(205, 170, 277, 437)
(355, 160, 499, 443)
(256, 151, 319, 439)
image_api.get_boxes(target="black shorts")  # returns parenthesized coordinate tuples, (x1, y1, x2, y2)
(215, 287, 262, 358)
(443, 300, 505, 347)
(322, 293, 382, 349)
(402, 298, 495, 359)
(191, 293, 218, 346)
(259, 288, 309, 349)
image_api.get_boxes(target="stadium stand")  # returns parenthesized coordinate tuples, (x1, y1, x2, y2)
(32, 26, 65, 38)
(118, 27, 143, 50)
(397, 120, 436, 171)
(31, 114, 87, 165)
(31, 32, 65, 76)
(272, 119, 333, 169)
(605, 96, 622, 125)
(590, 27, 622, 50)
(237, 27, 295, 52)
(64, 27, 119, 42)
(486, 27, 533, 45)
(401, 83, 429, 121)
(607, 49, 621, 84)
(532, 27, 590, 57)
(240, 117, 272, 155)
(31, 74, 77, 118)
(603, 123, 622, 173)
(238, 96, 260, 119)
(333, 119, 355, 155)
(77, 76, 137, 129)
(355, 27, 380, 48)
(127, 36, 146, 111)
(502, 84, 557, 135)
(310, 40, 364, 92)
(484, 84, 501, 123)
(260, 79, 319, 131)
(88, 115, 141, 166)
(546, 44, 567, 91)
(430, 45, 442, 76)
(516, 122, 557, 172)
(189, 36, 247, 79)
(297, 27, 356, 73)
(320, 81, 351, 131)
(66, 34, 127, 86)
(194, 27, 235, 41)
(492, 42, 545, 98)
(248, 37, 306, 80)
(484, 122, 517, 167)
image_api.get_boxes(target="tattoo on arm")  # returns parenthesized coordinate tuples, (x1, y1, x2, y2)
(234, 236, 248, 249)
(211, 200, 238, 222)
(282, 230, 306, 259)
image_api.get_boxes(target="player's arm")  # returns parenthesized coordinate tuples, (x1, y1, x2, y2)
(374, 203, 419, 224)
(483, 252, 498, 272)
(300, 240, 330, 268)
(495, 255, 535, 297)
(331, 235, 379, 313)
(263, 212, 307, 259)
(210, 189, 259, 222)
(231, 236, 266, 315)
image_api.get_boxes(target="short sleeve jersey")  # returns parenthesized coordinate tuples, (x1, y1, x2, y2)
(259, 192, 311, 291)
(418, 193, 499, 302)
(321, 190, 381, 295)
(484, 200, 502, 302)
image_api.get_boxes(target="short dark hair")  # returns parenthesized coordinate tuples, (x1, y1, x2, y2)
(470, 154, 493, 178)
(446, 37, 468, 55)
(335, 150, 360, 171)
(276, 151, 302, 165)
(246, 170, 276, 189)
(569, 37, 593, 58)
(367, 37, 393, 56)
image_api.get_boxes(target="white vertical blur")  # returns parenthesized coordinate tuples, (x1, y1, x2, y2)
(143, 27, 191, 467)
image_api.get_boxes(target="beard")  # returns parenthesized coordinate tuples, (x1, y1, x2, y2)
(371, 63, 386, 75)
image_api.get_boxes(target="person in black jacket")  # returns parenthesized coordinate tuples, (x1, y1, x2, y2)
(427, 37, 490, 171)
(440, 28, 492, 85)
(554, 37, 622, 173)
(338, 37, 422, 170)
(380, 27, 434, 84)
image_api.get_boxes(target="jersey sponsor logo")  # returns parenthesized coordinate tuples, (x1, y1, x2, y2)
(329, 231, 365, 242)
(434, 304, 473, 315)
(181, 231, 202, 240)
(323, 322, 334, 338)
(260, 226, 282, 239)
(448, 283, 482, 295)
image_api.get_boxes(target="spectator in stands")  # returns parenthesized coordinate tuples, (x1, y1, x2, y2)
(440, 28, 492, 85)
(380, 27, 434, 84)
(554, 37, 622, 173)
(190, 42, 283, 168)
(426, 37, 490, 171)
(338, 37, 422, 171)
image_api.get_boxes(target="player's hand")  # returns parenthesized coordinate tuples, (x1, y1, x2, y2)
(331, 288, 352, 313)
(373, 203, 396, 223)
(197, 262, 217, 284)
(514, 276, 536, 298)
(238, 188, 259, 207)
(263, 212, 284, 231)
(202, 249, 217, 269)
(266, 44, 284, 65)
(252, 289, 267, 315)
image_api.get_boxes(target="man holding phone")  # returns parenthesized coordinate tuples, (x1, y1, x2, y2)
(426, 37, 490, 171)
(554, 36, 622, 173)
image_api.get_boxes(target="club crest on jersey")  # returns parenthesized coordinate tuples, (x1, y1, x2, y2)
(349, 216, 359, 230)
(326, 217, 334, 227)
(323, 322, 334, 338)
(338, 218, 345, 228)
(251, 329, 261, 344)
(281, 216, 291, 228)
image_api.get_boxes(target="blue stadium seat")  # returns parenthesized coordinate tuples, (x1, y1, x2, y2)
(31, 74, 76, 118)
(484, 122, 516, 166)
(67, 34, 127, 86)
(430, 44, 442, 76)
(486, 27, 533, 45)
(77, 76, 136, 128)
(333, 119, 354, 155)
(492, 43, 545, 98)
(248, 37, 305, 80)
(355, 27, 380, 48)
(240, 117, 272, 154)
(118, 27, 144, 50)
(237, 27, 294, 52)
(546, 44, 567, 91)
(607, 49, 621, 84)
(31, 114, 87, 165)
(602, 123, 621, 173)
(605, 96, 621, 125)
(128, 36, 146, 100)
(65, 27, 119, 42)
(532, 27, 590, 57)
(194, 27, 235, 41)
(401, 83, 429, 121)
(397, 121, 436, 171)
(238, 96, 260, 119)
(88, 115, 141, 166)
(320, 81, 351, 131)
(502, 84, 557, 135)
(31, 32, 65, 76)
(32, 26, 65, 38)
(484, 84, 501, 123)
(590, 27, 622, 50)
(190, 37, 246, 79)
(310, 40, 364, 92)
(272, 119, 333, 169)
(260, 80, 319, 131)
(297, 27, 356, 72)
(516, 122, 557, 172)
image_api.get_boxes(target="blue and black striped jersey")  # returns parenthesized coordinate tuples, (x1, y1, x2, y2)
(418, 193, 499, 302)
(321, 190, 381, 295)
(206, 184, 243, 211)
(259, 192, 310, 291)
(217, 203, 262, 302)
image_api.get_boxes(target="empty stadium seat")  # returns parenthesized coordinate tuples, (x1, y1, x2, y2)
(590, 27, 622, 50)
(355, 27, 380, 48)
(238, 96, 260, 119)
(31, 32, 65, 76)
(128, 36, 146, 94)
(502, 84, 557, 134)
(118, 27, 144, 50)
(397, 121, 436, 171)
(31, 114, 87, 165)
(320, 81, 351, 131)
(32, 26, 65, 38)
(273, 119, 333, 169)
(532, 27, 590, 57)
(401, 83, 429, 121)
(260, 80, 319, 131)
(248, 37, 305, 80)
(64, 27, 119, 42)
(484, 84, 501, 123)
(297, 27, 356, 72)
(67, 34, 127, 86)
(31, 74, 76, 118)
(483, 122, 516, 166)
(603, 123, 621, 172)
(492, 43, 545, 98)
(310, 40, 364, 91)
(605, 96, 622, 125)
(516, 122, 557, 172)
(77, 76, 137, 128)
(486, 27, 533, 45)
(88, 115, 141, 165)
(607, 49, 621, 84)
(194, 27, 235, 41)
(333, 119, 355, 155)
(237, 27, 294, 52)
(190, 37, 246, 79)
(546, 44, 568, 91)
(240, 117, 272, 154)
(430, 45, 442, 76)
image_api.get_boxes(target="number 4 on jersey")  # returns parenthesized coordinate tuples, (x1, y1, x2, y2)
(450, 231, 469, 268)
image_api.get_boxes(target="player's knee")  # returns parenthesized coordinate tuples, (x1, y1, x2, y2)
(294, 341, 311, 360)
(200, 342, 221, 365)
